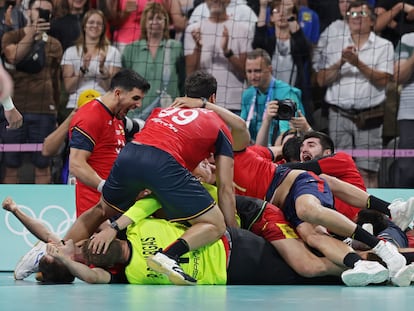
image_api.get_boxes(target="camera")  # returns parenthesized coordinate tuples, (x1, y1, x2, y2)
(274, 99, 297, 120)
(38, 8, 51, 22)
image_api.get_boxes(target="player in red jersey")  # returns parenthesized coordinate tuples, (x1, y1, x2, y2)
(64, 71, 249, 285)
(283, 131, 414, 231)
(69, 69, 150, 216)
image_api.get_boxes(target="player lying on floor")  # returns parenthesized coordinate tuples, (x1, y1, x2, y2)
(2, 196, 343, 285)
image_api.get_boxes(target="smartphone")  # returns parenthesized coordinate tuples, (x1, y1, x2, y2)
(38, 8, 50, 22)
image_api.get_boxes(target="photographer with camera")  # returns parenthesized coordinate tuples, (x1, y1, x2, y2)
(1, 0, 62, 184)
(241, 48, 305, 145)
(255, 98, 312, 147)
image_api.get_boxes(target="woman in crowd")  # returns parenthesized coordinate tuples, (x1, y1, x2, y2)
(61, 9, 122, 109)
(122, 2, 184, 120)
(253, 0, 312, 116)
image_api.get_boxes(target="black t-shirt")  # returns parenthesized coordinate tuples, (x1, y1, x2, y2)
(308, 0, 341, 33)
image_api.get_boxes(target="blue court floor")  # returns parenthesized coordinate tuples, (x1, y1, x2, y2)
(1, 272, 414, 311)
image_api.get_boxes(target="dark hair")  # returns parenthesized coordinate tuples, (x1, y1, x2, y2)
(109, 69, 151, 93)
(185, 70, 217, 99)
(82, 239, 123, 268)
(302, 131, 335, 154)
(28, 0, 53, 9)
(247, 48, 272, 66)
(38, 256, 75, 284)
(356, 209, 388, 236)
(282, 135, 302, 162)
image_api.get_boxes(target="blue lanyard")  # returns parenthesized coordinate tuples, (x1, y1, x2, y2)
(246, 77, 276, 128)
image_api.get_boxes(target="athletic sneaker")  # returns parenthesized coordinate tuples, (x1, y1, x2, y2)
(389, 198, 414, 231)
(373, 240, 407, 278)
(391, 263, 414, 287)
(146, 251, 197, 285)
(14, 241, 46, 280)
(341, 260, 389, 286)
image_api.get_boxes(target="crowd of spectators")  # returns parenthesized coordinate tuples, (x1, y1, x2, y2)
(0, 0, 413, 188)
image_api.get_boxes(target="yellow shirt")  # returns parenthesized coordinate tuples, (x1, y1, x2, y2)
(125, 218, 228, 284)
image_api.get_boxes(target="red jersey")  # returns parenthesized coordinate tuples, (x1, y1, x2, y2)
(69, 99, 126, 216)
(317, 152, 366, 221)
(247, 145, 274, 160)
(134, 107, 233, 171)
(234, 146, 276, 200)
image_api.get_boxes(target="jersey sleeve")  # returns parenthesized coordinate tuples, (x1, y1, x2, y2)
(124, 196, 162, 224)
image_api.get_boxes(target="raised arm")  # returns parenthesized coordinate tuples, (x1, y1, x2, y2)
(374, 2, 404, 33)
(42, 109, 76, 157)
(0, 63, 22, 129)
(2, 197, 61, 243)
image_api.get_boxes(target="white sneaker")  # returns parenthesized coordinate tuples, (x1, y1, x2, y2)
(389, 198, 414, 231)
(391, 263, 414, 287)
(146, 251, 197, 285)
(341, 260, 389, 286)
(14, 241, 46, 280)
(373, 240, 407, 278)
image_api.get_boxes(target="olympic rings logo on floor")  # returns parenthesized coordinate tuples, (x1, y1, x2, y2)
(3, 204, 76, 247)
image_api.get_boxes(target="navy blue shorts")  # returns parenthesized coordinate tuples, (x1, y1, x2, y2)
(2, 113, 56, 168)
(378, 220, 408, 248)
(282, 171, 334, 228)
(102, 143, 215, 222)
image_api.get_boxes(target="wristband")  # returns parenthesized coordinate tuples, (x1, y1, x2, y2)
(97, 179, 105, 192)
(110, 220, 120, 232)
(2, 96, 14, 111)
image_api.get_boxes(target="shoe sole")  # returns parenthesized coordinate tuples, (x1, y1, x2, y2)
(391, 264, 414, 287)
(342, 268, 389, 287)
(146, 256, 196, 286)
